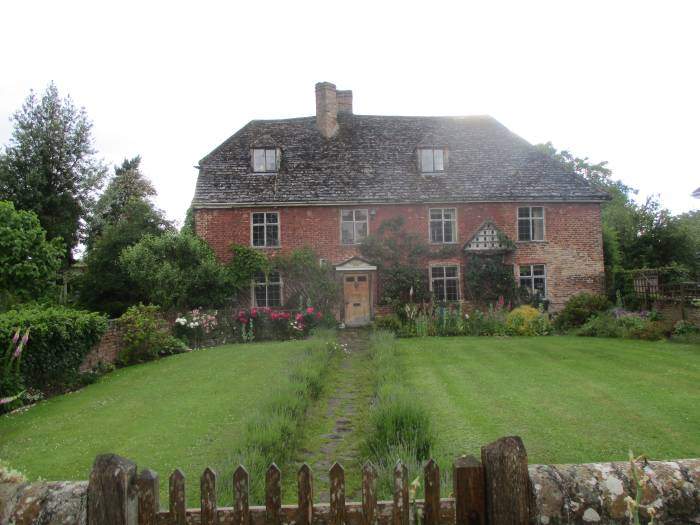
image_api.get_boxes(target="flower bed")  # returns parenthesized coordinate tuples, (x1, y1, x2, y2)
(173, 306, 325, 348)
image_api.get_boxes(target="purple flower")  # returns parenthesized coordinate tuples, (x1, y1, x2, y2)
(12, 328, 20, 345)
(20, 328, 29, 346)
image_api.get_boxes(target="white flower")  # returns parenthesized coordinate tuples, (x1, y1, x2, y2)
(175, 318, 187, 325)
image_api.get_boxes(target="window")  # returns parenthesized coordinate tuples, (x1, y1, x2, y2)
(253, 271, 282, 307)
(429, 208, 457, 243)
(431, 265, 460, 301)
(251, 212, 279, 247)
(519, 264, 546, 297)
(252, 148, 278, 172)
(418, 148, 445, 173)
(517, 207, 544, 241)
(341, 209, 368, 245)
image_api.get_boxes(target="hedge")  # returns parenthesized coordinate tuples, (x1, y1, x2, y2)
(0, 305, 108, 391)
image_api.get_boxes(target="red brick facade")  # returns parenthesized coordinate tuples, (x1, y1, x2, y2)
(195, 201, 604, 311)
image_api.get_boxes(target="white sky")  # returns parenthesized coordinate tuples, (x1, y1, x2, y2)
(1, 0, 698, 225)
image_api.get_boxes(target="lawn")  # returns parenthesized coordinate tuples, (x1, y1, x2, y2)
(398, 336, 700, 464)
(0, 340, 311, 488)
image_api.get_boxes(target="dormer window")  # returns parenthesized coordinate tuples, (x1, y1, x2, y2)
(418, 147, 445, 173)
(252, 148, 278, 172)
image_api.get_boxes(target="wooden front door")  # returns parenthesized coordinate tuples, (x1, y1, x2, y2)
(343, 273, 371, 326)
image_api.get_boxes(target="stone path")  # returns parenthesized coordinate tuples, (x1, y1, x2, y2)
(290, 328, 373, 502)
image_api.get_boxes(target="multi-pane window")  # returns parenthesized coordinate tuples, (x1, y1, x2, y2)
(252, 148, 278, 172)
(519, 264, 546, 297)
(253, 271, 282, 307)
(418, 148, 445, 173)
(429, 208, 457, 243)
(251, 212, 279, 247)
(341, 209, 369, 245)
(517, 207, 544, 241)
(431, 265, 460, 302)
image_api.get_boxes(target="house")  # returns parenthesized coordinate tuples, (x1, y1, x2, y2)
(192, 82, 608, 326)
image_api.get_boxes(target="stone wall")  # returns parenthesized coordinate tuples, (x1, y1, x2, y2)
(195, 201, 605, 311)
(79, 320, 122, 372)
(530, 459, 700, 524)
(0, 479, 87, 525)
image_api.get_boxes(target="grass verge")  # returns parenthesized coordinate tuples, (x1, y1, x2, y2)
(362, 330, 447, 498)
(213, 329, 341, 504)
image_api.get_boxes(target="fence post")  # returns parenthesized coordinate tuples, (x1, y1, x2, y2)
(481, 436, 531, 525)
(453, 455, 485, 525)
(88, 454, 138, 525)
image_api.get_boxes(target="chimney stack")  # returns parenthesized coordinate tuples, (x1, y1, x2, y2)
(315, 82, 339, 139)
(337, 90, 353, 114)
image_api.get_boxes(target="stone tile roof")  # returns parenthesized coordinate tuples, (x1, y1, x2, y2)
(193, 114, 609, 207)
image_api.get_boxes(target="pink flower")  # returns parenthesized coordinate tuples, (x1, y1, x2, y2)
(316, 311, 322, 319)
(306, 307, 314, 314)
(295, 313, 303, 322)
(280, 312, 290, 320)
(11, 328, 20, 345)
(250, 308, 258, 317)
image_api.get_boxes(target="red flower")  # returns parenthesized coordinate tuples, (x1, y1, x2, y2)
(316, 311, 322, 319)
(306, 307, 314, 314)
(251, 308, 258, 317)
(295, 313, 303, 322)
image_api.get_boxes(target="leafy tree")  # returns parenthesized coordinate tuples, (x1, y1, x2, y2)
(226, 245, 270, 294)
(77, 200, 173, 317)
(120, 232, 230, 310)
(0, 201, 64, 308)
(463, 255, 517, 304)
(0, 83, 107, 259)
(86, 156, 156, 249)
(181, 206, 196, 235)
(360, 217, 432, 305)
(271, 248, 341, 312)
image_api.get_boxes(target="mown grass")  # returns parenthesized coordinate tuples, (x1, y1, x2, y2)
(397, 336, 700, 464)
(0, 334, 338, 505)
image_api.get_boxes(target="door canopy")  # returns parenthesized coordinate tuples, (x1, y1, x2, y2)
(334, 256, 377, 272)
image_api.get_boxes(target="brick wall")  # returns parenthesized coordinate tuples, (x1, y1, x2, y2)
(195, 201, 604, 310)
(79, 321, 122, 372)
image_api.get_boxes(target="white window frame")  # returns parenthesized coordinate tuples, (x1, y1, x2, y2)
(340, 209, 369, 245)
(429, 264, 461, 302)
(251, 271, 283, 307)
(251, 148, 279, 173)
(517, 206, 545, 242)
(418, 147, 446, 174)
(518, 264, 547, 297)
(429, 208, 458, 244)
(250, 211, 280, 248)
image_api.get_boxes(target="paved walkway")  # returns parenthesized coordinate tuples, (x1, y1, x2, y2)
(290, 328, 373, 502)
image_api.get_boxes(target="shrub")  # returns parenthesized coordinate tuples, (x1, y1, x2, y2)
(505, 305, 551, 336)
(465, 304, 509, 336)
(374, 314, 402, 333)
(625, 320, 671, 341)
(0, 305, 107, 392)
(555, 293, 611, 330)
(673, 320, 699, 336)
(1, 328, 28, 412)
(117, 304, 186, 365)
(578, 313, 623, 338)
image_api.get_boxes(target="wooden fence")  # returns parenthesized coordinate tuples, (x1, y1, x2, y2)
(87, 436, 532, 525)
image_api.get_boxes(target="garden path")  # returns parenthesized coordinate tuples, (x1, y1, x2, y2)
(287, 328, 374, 502)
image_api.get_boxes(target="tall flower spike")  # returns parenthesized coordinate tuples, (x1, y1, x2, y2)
(12, 328, 20, 344)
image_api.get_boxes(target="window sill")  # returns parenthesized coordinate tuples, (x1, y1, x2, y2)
(249, 171, 278, 175)
(251, 245, 281, 249)
(430, 241, 458, 245)
(516, 240, 548, 244)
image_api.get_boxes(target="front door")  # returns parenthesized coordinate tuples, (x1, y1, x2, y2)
(343, 273, 371, 326)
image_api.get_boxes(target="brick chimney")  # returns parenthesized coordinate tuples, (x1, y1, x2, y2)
(315, 82, 339, 139)
(337, 90, 353, 114)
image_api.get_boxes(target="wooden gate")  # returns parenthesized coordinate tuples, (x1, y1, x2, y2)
(87, 436, 531, 525)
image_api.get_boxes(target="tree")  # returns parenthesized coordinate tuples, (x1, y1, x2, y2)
(77, 200, 173, 317)
(120, 232, 230, 311)
(0, 201, 64, 307)
(86, 156, 156, 249)
(0, 83, 106, 260)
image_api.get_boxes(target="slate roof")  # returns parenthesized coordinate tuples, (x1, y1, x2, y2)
(193, 114, 609, 207)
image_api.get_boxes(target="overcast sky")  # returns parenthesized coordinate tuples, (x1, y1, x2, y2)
(1, 0, 698, 225)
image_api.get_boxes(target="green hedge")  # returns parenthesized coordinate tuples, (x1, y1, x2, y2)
(0, 305, 108, 391)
